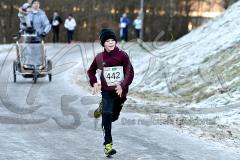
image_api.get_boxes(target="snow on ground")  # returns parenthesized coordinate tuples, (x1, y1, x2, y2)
(74, 1, 240, 149)
(1, 43, 239, 159)
(0, 1, 240, 158)
(120, 2, 240, 149)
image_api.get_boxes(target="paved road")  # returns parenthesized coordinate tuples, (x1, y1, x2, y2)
(0, 44, 239, 160)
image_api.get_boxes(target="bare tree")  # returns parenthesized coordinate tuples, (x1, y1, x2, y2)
(0, 0, 229, 43)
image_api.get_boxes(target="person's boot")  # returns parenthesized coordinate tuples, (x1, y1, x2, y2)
(94, 101, 103, 118)
(105, 143, 117, 157)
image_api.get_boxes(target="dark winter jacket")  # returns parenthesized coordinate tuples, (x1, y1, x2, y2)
(87, 46, 134, 97)
(50, 16, 62, 30)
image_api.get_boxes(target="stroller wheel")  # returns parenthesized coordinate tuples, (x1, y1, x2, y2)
(13, 61, 17, 83)
(33, 76, 37, 84)
(48, 74, 52, 82)
(33, 71, 38, 84)
(47, 60, 52, 71)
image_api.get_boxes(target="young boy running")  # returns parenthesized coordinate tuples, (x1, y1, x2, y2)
(87, 28, 134, 157)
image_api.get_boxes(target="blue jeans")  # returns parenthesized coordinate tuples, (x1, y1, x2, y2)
(101, 91, 126, 145)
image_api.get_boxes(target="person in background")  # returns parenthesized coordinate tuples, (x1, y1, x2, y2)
(133, 15, 142, 39)
(119, 13, 130, 43)
(29, 0, 51, 40)
(64, 14, 77, 43)
(23, 0, 51, 70)
(50, 11, 62, 43)
(18, 0, 33, 33)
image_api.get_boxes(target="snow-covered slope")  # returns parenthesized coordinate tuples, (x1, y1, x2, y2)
(132, 2, 240, 105)
(127, 2, 240, 148)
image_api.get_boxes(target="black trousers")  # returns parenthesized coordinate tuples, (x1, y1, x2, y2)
(135, 29, 141, 38)
(52, 27, 60, 43)
(101, 90, 126, 145)
(120, 29, 128, 42)
(67, 30, 74, 43)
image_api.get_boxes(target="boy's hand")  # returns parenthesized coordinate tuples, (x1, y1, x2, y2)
(93, 83, 101, 95)
(115, 85, 123, 97)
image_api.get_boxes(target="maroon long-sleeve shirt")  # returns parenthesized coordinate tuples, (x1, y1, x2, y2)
(87, 46, 134, 97)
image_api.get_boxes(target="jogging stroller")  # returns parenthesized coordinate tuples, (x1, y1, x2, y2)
(13, 33, 52, 84)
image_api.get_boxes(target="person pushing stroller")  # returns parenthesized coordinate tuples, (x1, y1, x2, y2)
(17, 0, 51, 71)
(18, 0, 51, 39)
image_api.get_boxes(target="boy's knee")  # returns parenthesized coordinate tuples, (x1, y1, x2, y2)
(112, 113, 120, 122)
(102, 112, 112, 121)
(112, 102, 125, 122)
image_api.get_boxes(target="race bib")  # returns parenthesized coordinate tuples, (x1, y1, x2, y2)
(52, 20, 59, 26)
(120, 22, 127, 28)
(103, 66, 124, 86)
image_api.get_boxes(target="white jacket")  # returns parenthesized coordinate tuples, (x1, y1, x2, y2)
(133, 18, 142, 30)
(64, 18, 76, 31)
